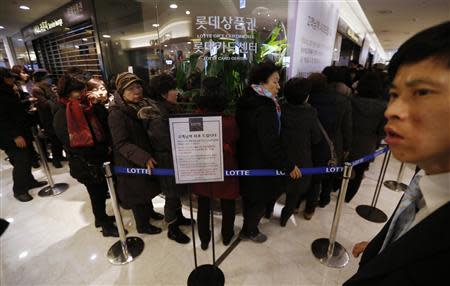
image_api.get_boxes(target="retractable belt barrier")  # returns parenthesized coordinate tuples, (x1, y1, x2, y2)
(112, 147, 389, 177)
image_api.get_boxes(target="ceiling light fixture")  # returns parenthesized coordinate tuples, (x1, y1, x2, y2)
(187, 41, 191, 44)
(170, 4, 178, 9)
(19, 5, 30, 10)
(0, 26, 5, 29)
(18, 39, 23, 41)
(102, 34, 111, 38)
(164, 44, 168, 47)
(185, 10, 190, 15)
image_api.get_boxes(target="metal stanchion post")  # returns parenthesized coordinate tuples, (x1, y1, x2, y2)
(356, 151, 391, 223)
(187, 184, 225, 286)
(104, 162, 144, 265)
(383, 161, 408, 192)
(31, 127, 69, 197)
(311, 163, 352, 268)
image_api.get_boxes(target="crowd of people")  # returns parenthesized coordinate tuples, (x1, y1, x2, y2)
(0, 59, 389, 245)
(1, 21, 449, 286)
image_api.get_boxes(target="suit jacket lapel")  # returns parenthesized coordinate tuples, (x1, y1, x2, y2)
(350, 202, 450, 283)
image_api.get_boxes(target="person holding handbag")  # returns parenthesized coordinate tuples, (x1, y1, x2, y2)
(53, 74, 119, 237)
(279, 77, 322, 225)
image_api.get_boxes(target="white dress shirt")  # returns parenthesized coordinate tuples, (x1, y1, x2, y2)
(410, 171, 450, 230)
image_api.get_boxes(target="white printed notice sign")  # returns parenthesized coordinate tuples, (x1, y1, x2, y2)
(169, 116, 224, 184)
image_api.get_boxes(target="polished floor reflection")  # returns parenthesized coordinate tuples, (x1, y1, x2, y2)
(0, 151, 415, 286)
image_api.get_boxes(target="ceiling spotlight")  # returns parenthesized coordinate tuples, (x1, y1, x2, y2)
(18, 39, 23, 41)
(187, 41, 191, 44)
(164, 44, 168, 47)
(267, 14, 270, 17)
(170, 4, 178, 9)
(19, 5, 30, 10)
(152, 23, 160, 27)
(185, 10, 191, 15)
(102, 34, 111, 38)
(0, 26, 4, 29)
(75, 45, 80, 49)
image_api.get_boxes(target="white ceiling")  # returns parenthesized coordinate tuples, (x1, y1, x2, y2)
(0, 0, 70, 37)
(358, 0, 450, 51)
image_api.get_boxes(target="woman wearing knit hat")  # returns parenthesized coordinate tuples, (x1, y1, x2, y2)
(53, 74, 119, 237)
(108, 72, 164, 235)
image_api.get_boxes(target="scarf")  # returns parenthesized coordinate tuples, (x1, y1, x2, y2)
(60, 97, 105, 148)
(251, 84, 281, 113)
(251, 84, 281, 134)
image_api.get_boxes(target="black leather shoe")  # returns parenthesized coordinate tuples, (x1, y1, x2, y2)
(95, 215, 115, 228)
(137, 224, 162, 235)
(177, 215, 194, 226)
(52, 160, 63, 168)
(14, 193, 33, 202)
(223, 233, 234, 246)
(149, 211, 164, 221)
(201, 241, 209, 250)
(168, 223, 190, 244)
(101, 223, 120, 237)
(28, 181, 48, 190)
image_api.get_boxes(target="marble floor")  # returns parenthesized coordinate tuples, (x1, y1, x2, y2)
(0, 150, 416, 286)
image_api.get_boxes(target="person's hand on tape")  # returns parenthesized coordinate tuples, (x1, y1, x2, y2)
(146, 158, 158, 175)
(290, 165, 302, 179)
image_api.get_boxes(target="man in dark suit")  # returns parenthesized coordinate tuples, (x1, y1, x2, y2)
(344, 21, 450, 285)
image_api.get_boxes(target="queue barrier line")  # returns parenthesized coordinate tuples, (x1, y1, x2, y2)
(112, 147, 390, 177)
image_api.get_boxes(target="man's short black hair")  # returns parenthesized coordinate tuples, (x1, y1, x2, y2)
(284, 77, 311, 105)
(388, 21, 450, 81)
(150, 74, 177, 101)
(248, 61, 280, 85)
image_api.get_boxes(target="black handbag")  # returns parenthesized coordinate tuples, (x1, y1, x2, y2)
(68, 154, 105, 184)
(317, 119, 338, 167)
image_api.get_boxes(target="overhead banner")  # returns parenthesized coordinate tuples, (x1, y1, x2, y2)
(169, 116, 224, 184)
(288, 1, 339, 77)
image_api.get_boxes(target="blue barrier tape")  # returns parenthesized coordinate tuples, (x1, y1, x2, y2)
(350, 146, 389, 167)
(113, 166, 345, 176)
(113, 147, 389, 177)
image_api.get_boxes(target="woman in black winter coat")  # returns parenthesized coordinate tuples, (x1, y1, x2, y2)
(108, 72, 164, 235)
(345, 72, 387, 202)
(236, 62, 301, 243)
(280, 78, 323, 225)
(306, 73, 352, 208)
(53, 74, 119, 237)
(137, 74, 193, 245)
(0, 67, 47, 202)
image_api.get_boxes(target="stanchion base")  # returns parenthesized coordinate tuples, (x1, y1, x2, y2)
(38, 183, 69, 197)
(107, 237, 144, 265)
(311, 238, 349, 268)
(383, 181, 408, 192)
(187, 264, 225, 286)
(356, 205, 388, 223)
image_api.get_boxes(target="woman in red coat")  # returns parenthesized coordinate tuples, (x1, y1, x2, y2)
(191, 77, 240, 250)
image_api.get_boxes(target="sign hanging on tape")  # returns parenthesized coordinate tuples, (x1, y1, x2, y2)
(169, 115, 224, 184)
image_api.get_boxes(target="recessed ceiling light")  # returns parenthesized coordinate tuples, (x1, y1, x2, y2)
(19, 5, 30, 10)
(102, 34, 111, 38)
(185, 10, 190, 15)
(170, 4, 178, 9)
(75, 45, 79, 49)
(0, 26, 5, 29)
(152, 24, 160, 27)
(187, 41, 191, 44)
(164, 44, 168, 47)
(18, 39, 23, 41)
(267, 14, 270, 17)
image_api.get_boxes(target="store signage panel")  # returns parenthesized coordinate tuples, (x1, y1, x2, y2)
(169, 116, 224, 184)
(289, 1, 339, 77)
(193, 15, 257, 60)
(337, 18, 363, 46)
(22, 0, 91, 40)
